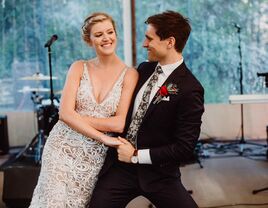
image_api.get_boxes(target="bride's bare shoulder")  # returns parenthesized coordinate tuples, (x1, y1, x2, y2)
(124, 66, 139, 84)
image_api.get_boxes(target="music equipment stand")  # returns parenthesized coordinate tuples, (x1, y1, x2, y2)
(228, 94, 268, 156)
(14, 36, 59, 164)
(223, 26, 266, 155)
(13, 93, 46, 164)
(226, 23, 249, 155)
(252, 110, 268, 194)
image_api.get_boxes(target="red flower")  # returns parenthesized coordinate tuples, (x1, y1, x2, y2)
(159, 86, 168, 97)
(153, 83, 179, 104)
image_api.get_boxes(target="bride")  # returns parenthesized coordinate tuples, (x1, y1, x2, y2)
(29, 12, 138, 207)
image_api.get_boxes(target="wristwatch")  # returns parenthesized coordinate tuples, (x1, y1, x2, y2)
(131, 149, 138, 164)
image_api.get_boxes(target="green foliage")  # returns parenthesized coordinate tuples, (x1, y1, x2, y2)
(0, 0, 124, 110)
(136, 0, 268, 103)
(0, 0, 268, 110)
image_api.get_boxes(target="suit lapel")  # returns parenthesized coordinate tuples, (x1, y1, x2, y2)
(142, 62, 187, 122)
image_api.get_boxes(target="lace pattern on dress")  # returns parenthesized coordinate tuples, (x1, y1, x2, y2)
(29, 62, 128, 208)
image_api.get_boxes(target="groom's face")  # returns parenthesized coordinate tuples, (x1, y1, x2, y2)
(143, 24, 169, 62)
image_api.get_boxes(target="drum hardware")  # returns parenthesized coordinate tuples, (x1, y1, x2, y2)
(19, 104, 47, 164)
(14, 94, 45, 164)
(54, 90, 62, 95)
(31, 92, 43, 105)
(15, 35, 59, 164)
(15, 94, 59, 164)
(20, 72, 58, 81)
(18, 86, 50, 93)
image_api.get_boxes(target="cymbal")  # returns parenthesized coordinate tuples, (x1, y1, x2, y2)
(55, 90, 62, 95)
(20, 72, 58, 81)
(18, 86, 50, 93)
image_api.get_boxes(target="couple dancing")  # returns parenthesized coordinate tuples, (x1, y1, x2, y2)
(30, 10, 204, 208)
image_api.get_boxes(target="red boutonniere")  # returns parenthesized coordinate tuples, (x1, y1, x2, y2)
(153, 83, 179, 104)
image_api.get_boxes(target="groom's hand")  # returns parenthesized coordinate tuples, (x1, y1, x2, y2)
(117, 137, 135, 163)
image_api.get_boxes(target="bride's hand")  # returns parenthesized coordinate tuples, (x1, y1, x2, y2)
(100, 135, 123, 147)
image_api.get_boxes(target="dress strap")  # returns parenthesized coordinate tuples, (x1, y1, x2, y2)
(83, 62, 128, 85)
(116, 66, 129, 85)
(83, 61, 90, 81)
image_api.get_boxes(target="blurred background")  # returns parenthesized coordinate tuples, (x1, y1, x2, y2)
(0, 0, 268, 111)
(0, 0, 268, 208)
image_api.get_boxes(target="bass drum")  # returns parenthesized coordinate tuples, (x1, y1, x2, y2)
(38, 99, 60, 136)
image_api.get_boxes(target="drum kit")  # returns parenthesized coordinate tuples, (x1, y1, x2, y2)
(13, 35, 61, 164)
(16, 72, 60, 164)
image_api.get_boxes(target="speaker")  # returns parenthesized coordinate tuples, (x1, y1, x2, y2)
(0, 115, 9, 154)
(2, 165, 40, 208)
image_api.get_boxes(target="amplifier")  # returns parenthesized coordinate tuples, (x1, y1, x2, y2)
(2, 165, 40, 208)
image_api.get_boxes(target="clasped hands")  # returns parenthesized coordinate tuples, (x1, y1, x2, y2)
(116, 137, 136, 163)
(101, 135, 135, 163)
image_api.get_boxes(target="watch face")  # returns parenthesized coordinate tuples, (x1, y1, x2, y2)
(131, 156, 138, 164)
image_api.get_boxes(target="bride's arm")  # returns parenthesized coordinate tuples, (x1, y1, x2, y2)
(83, 68, 138, 133)
(59, 61, 121, 147)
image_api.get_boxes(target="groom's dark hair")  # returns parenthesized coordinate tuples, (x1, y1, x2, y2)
(145, 10, 191, 53)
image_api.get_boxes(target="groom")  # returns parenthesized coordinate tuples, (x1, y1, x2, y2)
(89, 10, 204, 208)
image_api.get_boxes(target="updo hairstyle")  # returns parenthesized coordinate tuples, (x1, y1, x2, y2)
(81, 12, 117, 45)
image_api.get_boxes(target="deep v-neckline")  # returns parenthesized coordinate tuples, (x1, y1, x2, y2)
(84, 63, 127, 105)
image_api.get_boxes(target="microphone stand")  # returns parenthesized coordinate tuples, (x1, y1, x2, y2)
(230, 27, 266, 155)
(13, 39, 59, 165)
(45, 44, 59, 137)
(47, 45, 55, 106)
(237, 26, 246, 155)
(219, 25, 249, 155)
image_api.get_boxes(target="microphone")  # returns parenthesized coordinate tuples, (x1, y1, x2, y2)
(231, 22, 241, 29)
(44, 34, 58, 48)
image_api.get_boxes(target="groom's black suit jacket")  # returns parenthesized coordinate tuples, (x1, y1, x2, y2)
(99, 61, 204, 191)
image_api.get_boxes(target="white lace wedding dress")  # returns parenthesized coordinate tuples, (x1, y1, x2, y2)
(29, 62, 127, 208)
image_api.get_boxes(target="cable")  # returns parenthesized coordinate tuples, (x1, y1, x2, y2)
(244, 155, 267, 162)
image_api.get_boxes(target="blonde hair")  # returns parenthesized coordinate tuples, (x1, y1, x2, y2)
(81, 12, 117, 45)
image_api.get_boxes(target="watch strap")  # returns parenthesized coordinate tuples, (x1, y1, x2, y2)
(133, 149, 138, 156)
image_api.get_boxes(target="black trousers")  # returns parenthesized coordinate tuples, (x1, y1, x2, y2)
(88, 163, 198, 208)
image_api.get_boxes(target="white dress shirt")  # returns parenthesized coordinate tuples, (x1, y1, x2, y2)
(133, 58, 184, 164)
